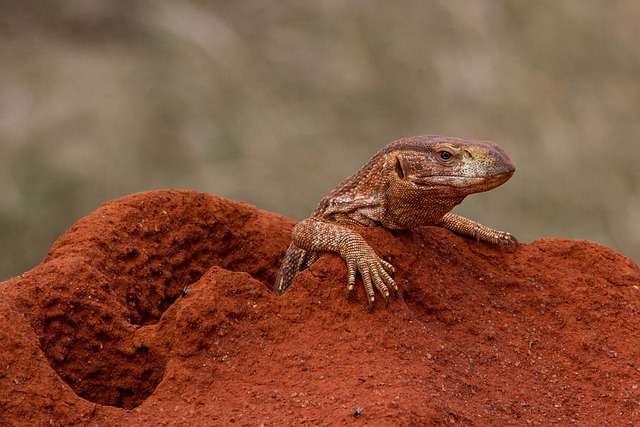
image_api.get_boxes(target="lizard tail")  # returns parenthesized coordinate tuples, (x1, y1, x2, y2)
(273, 243, 319, 295)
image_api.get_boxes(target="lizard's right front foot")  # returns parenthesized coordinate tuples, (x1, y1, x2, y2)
(341, 240, 397, 311)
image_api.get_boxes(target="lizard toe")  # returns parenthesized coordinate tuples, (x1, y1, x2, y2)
(370, 268, 389, 301)
(380, 259, 395, 276)
(378, 264, 398, 295)
(360, 268, 377, 309)
(497, 232, 518, 251)
(346, 258, 358, 297)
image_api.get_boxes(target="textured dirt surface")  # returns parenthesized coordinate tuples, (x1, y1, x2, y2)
(1, 190, 639, 426)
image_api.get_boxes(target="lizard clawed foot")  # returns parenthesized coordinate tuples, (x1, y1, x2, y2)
(439, 213, 518, 252)
(344, 244, 397, 311)
(485, 231, 518, 251)
(497, 232, 518, 251)
(472, 228, 518, 251)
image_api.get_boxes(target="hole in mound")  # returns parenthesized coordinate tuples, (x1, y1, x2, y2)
(38, 195, 284, 409)
(45, 319, 166, 409)
(41, 283, 173, 409)
(39, 252, 222, 408)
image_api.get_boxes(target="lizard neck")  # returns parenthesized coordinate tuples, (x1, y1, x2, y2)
(380, 186, 465, 229)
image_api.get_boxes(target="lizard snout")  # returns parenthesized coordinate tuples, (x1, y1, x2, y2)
(464, 142, 515, 178)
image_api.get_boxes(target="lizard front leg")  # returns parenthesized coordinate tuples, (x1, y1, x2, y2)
(289, 218, 397, 311)
(437, 212, 518, 249)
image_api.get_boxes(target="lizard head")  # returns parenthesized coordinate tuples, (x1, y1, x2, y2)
(318, 135, 515, 229)
(385, 135, 515, 195)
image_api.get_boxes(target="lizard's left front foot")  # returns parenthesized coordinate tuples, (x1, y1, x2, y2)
(479, 230, 518, 251)
(438, 213, 518, 251)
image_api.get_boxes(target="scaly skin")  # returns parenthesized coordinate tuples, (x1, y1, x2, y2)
(274, 135, 517, 310)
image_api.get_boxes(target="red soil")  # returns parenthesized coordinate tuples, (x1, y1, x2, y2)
(1, 190, 639, 426)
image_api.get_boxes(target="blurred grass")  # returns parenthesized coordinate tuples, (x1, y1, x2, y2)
(0, 0, 639, 279)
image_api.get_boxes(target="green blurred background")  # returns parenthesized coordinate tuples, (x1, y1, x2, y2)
(1, 1, 639, 280)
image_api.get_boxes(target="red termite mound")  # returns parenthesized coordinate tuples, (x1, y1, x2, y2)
(1, 190, 639, 426)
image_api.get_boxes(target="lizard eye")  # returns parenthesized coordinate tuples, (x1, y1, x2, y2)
(438, 150, 452, 160)
(437, 150, 453, 162)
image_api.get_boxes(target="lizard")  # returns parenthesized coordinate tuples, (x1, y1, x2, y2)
(273, 135, 517, 310)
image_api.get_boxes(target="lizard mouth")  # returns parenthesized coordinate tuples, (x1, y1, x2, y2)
(414, 170, 514, 189)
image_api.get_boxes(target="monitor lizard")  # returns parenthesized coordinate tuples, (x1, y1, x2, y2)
(274, 135, 517, 310)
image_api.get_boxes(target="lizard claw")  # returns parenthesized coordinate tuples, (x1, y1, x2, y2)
(495, 232, 518, 251)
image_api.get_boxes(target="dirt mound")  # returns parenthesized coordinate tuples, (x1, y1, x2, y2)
(1, 190, 639, 426)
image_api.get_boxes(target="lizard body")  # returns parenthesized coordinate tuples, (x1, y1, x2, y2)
(274, 135, 516, 310)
